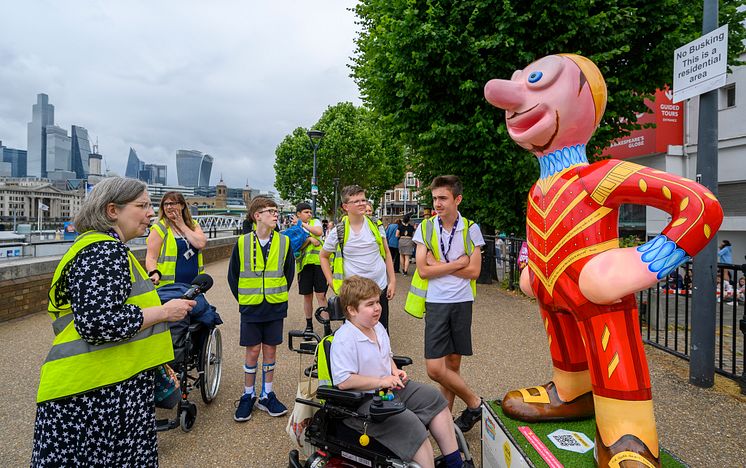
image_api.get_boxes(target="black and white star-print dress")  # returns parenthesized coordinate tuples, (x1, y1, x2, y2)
(31, 240, 159, 467)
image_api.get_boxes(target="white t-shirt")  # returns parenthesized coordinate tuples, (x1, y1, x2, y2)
(323, 220, 388, 289)
(412, 214, 485, 303)
(330, 321, 392, 392)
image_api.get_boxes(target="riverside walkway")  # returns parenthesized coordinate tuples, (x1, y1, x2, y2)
(1, 258, 744, 467)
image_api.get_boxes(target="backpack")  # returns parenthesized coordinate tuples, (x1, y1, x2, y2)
(281, 220, 310, 258)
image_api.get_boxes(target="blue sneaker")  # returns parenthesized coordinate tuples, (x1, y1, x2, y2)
(256, 391, 288, 417)
(234, 393, 256, 422)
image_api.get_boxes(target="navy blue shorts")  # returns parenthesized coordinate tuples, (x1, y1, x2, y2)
(240, 318, 284, 347)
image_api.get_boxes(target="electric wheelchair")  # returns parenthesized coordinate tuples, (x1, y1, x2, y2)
(154, 276, 224, 432)
(287, 296, 474, 468)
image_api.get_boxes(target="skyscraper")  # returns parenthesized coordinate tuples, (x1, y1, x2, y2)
(125, 147, 144, 179)
(125, 147, 167, 185)
(45, 125, 72, 174)
(176, 150, 213, 187)
(27, 93, 55, 178)
(70, 125, 91, 179)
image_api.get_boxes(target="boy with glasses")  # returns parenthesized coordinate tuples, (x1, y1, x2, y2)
(228, 197, 294, 422)
(320, 185, 396, 331)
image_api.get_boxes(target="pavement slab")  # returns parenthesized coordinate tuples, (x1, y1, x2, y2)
(1, 258, 744, 467)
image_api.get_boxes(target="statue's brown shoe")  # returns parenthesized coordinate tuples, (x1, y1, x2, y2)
(501, 381, 594, 422)
(594, 430, 660, 468)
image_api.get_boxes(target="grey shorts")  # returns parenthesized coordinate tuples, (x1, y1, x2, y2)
(424, 301, 473, 359)
(343, 381, 448, 461)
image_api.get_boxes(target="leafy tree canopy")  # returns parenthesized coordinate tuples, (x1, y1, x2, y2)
(351, 0, 746, 234)
(274, 102, 405, 219)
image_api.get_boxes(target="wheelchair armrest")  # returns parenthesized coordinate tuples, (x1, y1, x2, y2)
(187, 323, 202, 334)
(393, 355, 412, 368)
(317, 385, 365, 406)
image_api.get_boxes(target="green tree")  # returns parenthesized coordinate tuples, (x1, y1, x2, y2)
(274, 102, 405, 218)
(352, 0, 746, 234)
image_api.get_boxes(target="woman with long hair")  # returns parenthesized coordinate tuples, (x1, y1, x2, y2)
(146, 191, 207, 286)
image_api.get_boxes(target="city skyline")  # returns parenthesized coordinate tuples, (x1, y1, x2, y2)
(0, 1, 361, 192)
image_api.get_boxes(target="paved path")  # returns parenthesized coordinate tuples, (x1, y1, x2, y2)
(1, 258, 744, 467)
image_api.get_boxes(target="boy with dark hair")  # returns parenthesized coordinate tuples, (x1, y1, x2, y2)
(331, 276, 463, 467)
(294, 202, 327, 335)
(320, 185, 396, 330)
(406, 175, 485, 433)
(228, 196, 294, 422)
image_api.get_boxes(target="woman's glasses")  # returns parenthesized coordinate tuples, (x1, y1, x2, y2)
(163, 202, 181, 207)
(128, 201, 153, 210)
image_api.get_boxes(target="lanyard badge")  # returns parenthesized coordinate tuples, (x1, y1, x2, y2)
(252, 233, 272, 275)
(438, 216, 459, 263)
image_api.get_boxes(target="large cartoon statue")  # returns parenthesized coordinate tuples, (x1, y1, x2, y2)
(483, 54, 723, 467)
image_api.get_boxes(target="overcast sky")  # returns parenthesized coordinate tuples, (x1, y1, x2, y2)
(0, 0, 361, 192)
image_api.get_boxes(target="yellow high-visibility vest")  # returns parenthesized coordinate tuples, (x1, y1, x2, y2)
(237, 231, 290, 305)
(405, 216, 476, 318)
(37, 231, 173, 403)
(298, 218, 322, 271)
(331, 216, 386, 293)
(149, 219, 204, 287)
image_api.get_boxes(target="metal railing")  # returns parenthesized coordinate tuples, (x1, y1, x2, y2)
(483, 234, 746, 393)
(639, 262, 745, 392)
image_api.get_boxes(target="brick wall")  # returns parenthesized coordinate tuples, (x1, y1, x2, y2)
(0, 236, 237, 323)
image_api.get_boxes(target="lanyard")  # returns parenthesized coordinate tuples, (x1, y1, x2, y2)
(438, 216, 459, 263)
(252, 232, 272, 275)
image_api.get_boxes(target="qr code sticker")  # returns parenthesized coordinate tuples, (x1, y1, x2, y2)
(548, 429, 594, 453)
(555, 434, 581, 446)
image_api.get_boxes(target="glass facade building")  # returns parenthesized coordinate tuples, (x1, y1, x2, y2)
(125, 148, 167, 185)
(27, 94, 55, 178)
(0, 143, 27, 178)
(176, 150, 212, 187)
(70, 125, 91, 179)
(125, 147, 144, 179)
(45, 126, 71, 173)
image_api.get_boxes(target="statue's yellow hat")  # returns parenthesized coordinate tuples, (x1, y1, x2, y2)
(559, 54, 607, 128)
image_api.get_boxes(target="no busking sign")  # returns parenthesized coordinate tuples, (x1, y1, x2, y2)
(672, 24, 728, 103)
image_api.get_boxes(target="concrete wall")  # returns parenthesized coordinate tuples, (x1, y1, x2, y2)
(0, 236, 237, 323)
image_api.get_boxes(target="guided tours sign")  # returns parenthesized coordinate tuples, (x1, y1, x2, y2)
(672, 24, 728, 103)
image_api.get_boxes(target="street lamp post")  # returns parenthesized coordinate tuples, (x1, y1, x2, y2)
(307, 129, 325, 218)
(333, 177, 340, 223)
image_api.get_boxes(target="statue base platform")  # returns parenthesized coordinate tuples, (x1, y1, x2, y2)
(481, 400, 687, 467)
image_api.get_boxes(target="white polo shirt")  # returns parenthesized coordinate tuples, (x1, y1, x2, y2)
(322, 220, 388, 289)
(330, 321, 392, 392)
(412, 214, 485, 303)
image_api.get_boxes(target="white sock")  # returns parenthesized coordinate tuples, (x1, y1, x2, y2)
(244, 386, 255, 396)
(262, 381, 273, 397)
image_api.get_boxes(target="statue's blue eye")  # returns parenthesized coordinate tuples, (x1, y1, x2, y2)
(528, 71, 543, 83)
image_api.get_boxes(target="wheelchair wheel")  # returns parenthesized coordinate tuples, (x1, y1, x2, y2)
(179, 402, 197, 432)
(200, 327, 223, 404)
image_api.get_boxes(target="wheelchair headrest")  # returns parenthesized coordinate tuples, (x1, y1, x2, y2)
(326, 295, 346, 322)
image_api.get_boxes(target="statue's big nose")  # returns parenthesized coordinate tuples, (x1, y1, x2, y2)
(484, 79, 524, 111)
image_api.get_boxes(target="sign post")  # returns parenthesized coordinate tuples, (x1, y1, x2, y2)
(682, 0, 723, 389)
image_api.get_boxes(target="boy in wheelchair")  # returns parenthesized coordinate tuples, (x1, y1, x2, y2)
(330, 275, 464, 468)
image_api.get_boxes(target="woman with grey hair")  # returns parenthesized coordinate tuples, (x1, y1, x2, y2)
(32, 177, 196, 467)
